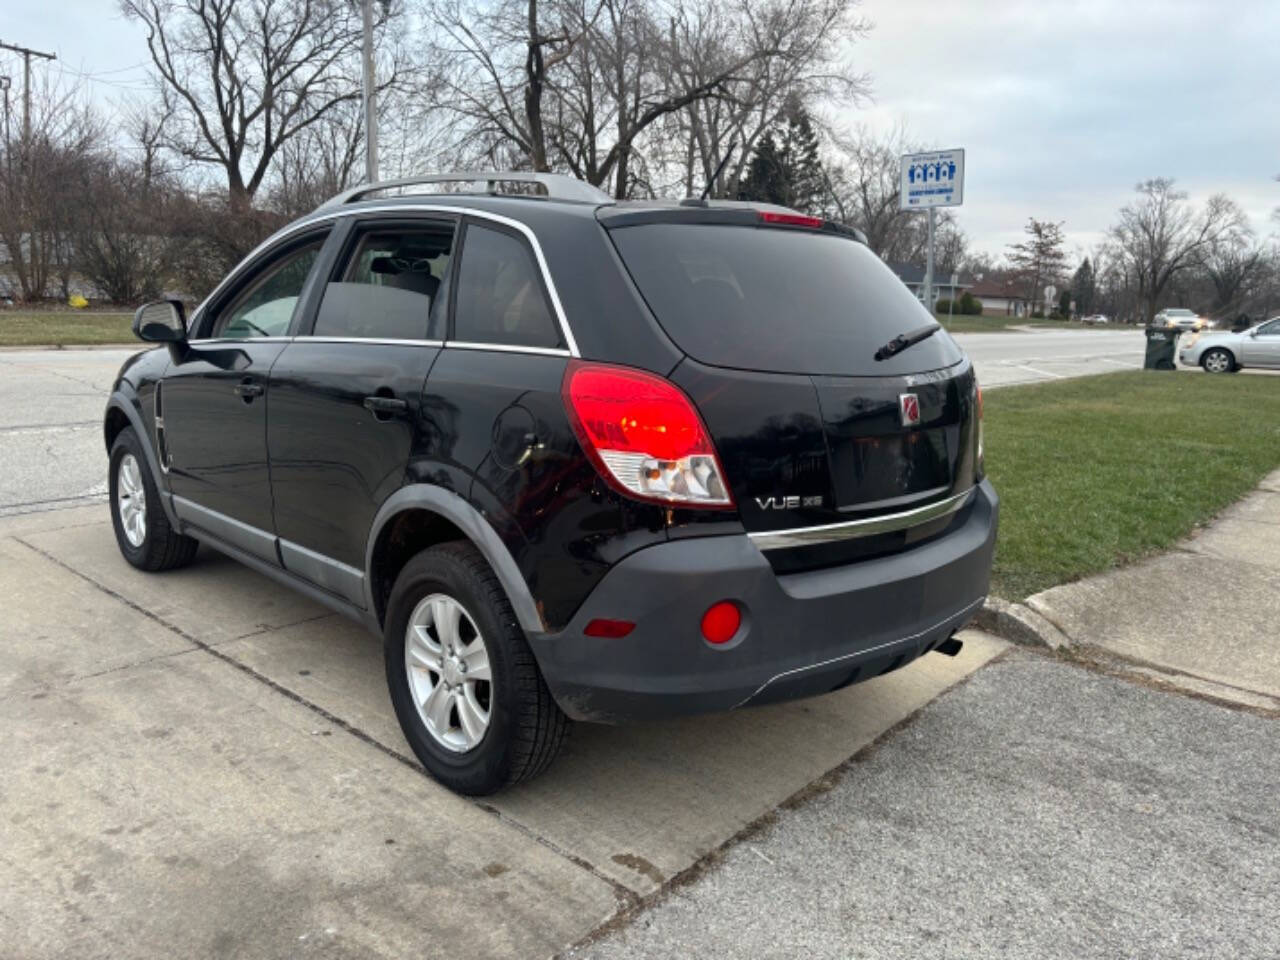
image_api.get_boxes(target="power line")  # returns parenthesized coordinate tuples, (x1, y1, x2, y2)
(0, 39, 56, 141)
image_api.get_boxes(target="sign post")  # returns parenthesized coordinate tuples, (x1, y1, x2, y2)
(900, 149, 966, 316)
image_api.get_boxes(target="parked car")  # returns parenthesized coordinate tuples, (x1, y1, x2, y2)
(1081, 314, 1110, 325)
(1179, 316, 1280, 373)
(104, 171, 997, 794)
(1153, 308, 1206, 331)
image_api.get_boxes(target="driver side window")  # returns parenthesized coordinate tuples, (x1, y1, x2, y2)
(211, 238, 326, 339)
(1258, 319, 1280, 336)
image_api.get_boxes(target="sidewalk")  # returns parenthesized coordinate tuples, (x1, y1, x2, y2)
(1020, 468, 1280, 710)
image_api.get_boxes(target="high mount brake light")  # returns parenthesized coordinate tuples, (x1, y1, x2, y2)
(758, 211, 824, 229)
(563, 361, 735, 510)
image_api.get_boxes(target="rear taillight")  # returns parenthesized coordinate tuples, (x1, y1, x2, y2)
(563, 361, 734, 509)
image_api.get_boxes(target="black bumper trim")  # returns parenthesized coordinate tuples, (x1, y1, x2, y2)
(733, 594, 986, 707)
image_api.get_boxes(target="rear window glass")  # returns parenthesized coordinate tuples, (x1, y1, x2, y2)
(610, 224, 963, 376)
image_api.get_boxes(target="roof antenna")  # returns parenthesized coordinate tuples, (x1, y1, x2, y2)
(699, 142, 737, 202)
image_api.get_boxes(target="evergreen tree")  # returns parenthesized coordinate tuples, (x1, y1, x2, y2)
(1071, 257, 1096, 316)
(1006, 218, 1068, 314)
(737, 105, 826, 214)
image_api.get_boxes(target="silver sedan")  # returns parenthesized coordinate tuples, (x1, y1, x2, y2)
(1179, 317, 1280, 373)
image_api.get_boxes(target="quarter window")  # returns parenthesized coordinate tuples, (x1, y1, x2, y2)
(312, 223, 456, 340)
(453, 223, 561, 349)
(212, 239, 325, 339)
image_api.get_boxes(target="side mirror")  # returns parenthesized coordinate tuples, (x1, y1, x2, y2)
(133, 300, 187, 343)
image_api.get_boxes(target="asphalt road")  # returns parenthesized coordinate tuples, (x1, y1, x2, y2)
(573, 652, 1280, 960)
(0, 328, 1148, 516)
(951, 326, 1144, 387)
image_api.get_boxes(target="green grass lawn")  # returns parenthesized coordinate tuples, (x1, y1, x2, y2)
(937, 313, 1077, 334)
(984, 371, 1280, 600)
(0, 310, 135, 346)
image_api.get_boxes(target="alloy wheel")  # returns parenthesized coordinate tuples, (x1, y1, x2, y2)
(405, 593, 493, 752)
(116, 453, 148, 547)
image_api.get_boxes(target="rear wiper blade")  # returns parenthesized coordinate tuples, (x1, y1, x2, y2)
(874, 323, 941, 362)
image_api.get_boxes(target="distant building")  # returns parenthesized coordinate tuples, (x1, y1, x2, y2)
(885, 261, 971, 309)
(966, 277, 1032, 317)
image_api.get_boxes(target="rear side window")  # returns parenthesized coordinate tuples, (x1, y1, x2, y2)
(610, 224, 963, 376)
(312, 222, 455, 340)
(453, 223, 562, 349)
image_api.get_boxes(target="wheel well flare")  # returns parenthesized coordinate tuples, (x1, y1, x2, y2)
(370, 509, 466, 625)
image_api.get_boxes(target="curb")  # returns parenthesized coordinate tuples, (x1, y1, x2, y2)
(973, 597, 1071, 649)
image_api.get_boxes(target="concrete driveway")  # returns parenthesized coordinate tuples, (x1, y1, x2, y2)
(1, 502, 1005, 957)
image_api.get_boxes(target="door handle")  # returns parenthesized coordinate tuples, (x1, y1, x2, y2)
(363, 395, 408, 420)
(234, 378, 264, 402)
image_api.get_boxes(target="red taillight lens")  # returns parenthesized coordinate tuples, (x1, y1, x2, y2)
(758, 211, 824, 228)
(584, 618, 636, 638)
(701, 601, 741, 645)
(563, 361, 734, 509)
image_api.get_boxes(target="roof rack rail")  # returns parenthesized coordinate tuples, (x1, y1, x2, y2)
(318, 171, 611, 210)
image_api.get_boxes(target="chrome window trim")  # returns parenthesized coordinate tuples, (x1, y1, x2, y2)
(189, 202, 581, 357)
(297, 336, 445, 347)
(186, 336, 295, 345)
(445, 341, 572, 357)
(747, 488, 974, 551)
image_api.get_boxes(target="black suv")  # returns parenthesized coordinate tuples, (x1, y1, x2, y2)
(105, 172, 997, 795)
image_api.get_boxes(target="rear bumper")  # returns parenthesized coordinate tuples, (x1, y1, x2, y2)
(529, 479, 999, 722)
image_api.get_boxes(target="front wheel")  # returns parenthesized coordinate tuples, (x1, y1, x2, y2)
(109, 427, 199, 571)
(1201, 348, 1235, 374)
(384, 542, 569, 795)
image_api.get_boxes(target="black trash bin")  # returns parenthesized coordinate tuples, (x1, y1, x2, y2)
(1143, 326, 1181, 370)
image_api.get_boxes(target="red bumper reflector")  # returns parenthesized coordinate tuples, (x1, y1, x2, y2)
(700, 601, 741, 645)
(585, 618, 636, 638)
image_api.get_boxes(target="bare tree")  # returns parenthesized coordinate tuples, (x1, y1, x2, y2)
(1196, 229, 1272, 320)
(121, 0, 394, 210)
(73, 152, 181, 303)
(670, 0, 869, 199)
(427, 0, 868, 198)
(1108, 178, 1247, 325)
(0, 72, 97, 301)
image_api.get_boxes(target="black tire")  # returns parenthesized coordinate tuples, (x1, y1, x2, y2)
(384, 541, 569, 795)
(108, 426, 199, 572)
(1201, 348, 1236, 374)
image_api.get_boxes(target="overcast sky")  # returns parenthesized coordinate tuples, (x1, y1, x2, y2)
(2, 0, 1276, 261)
(851, 0, 1279, 258)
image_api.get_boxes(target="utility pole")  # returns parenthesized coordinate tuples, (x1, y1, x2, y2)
(924, 206, 936, 316)
(360, 0, 378, 184)
(0, 77, 10, 151)
(0, 40, 57, 142)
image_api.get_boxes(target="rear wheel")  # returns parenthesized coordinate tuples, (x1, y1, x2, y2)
(384, 541, 569, 795)
(1201, 348, 1235, 374)
(109, 427, 199, 571)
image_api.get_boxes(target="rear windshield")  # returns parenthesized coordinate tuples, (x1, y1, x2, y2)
(610, 224, 963, 376)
